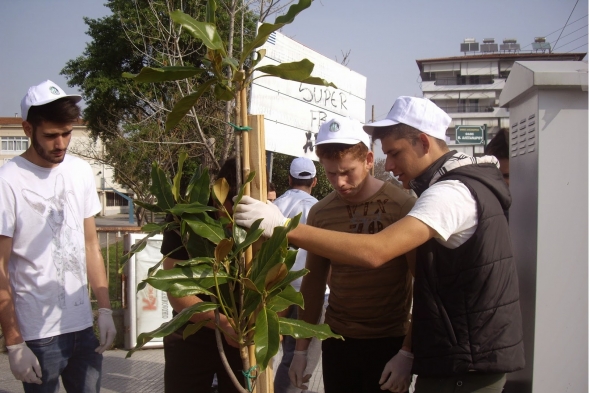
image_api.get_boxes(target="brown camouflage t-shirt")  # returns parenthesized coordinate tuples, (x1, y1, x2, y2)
(307, 181, 416, 339)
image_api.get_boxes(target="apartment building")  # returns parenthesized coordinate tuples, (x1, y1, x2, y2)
(417, 38, 586, 150)
(0, 117, 131, 216)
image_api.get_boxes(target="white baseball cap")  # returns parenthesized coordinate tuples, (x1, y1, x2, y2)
(363, 96, 451, 140)
(290, 157, 316, 179)
(315, 117, 371, 149)
(21, 80, 82, 121)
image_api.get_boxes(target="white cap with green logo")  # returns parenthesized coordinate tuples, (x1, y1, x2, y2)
(21, 80, 82, 121)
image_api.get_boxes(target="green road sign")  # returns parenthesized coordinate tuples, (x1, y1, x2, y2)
(455, 125, 486, 144)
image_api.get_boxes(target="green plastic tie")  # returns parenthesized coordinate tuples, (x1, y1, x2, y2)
(241, 365, 257, 391)
(228, 121, 252, 132)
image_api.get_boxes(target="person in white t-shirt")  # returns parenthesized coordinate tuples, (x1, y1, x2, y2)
(234, 97, 524, 393)
(0, 80, 116, 393)
(272, 156, 324, 393)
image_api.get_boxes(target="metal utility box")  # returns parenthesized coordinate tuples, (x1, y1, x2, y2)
(124, 233, 172, 350)
(499, 61, 588, 393)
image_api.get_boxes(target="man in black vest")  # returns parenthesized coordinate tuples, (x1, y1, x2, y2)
(234, 96, 525, 393)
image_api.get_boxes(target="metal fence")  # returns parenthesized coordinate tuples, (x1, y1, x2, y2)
(96, 226, 144, 308)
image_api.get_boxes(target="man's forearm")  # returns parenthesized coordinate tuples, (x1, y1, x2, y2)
(0, 236, 23, 346)
(84, 218, 111, 309)
(287, 216, 434, 268)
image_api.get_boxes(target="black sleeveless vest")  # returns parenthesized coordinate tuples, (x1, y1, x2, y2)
(410, 155, 525, 377)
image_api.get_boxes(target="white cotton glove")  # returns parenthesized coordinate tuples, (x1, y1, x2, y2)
(379, 349, 414, 392)
(6, 342, 42, 384)
(233, 195, 288, 237)
(288, 350, 311, 390)
(95, 308, 117, 354)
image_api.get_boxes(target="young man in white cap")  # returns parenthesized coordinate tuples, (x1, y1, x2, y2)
(272, 156, 321, 393)
(235, 97, 524, 393)
(0, 80, 116, 392)
(286, 117, 416, 393)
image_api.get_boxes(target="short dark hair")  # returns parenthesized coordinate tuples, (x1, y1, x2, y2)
(373, 123, 448, 149)
(216, 157, 238, 200)
(26, 97, 80, 129)
(289, 176, 315, 187)
(485, 128, 509, 160)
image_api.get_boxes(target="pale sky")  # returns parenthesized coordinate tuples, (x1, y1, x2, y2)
(1, 0, 587, 123)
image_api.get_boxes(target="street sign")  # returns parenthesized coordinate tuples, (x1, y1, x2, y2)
(455, 125, 486, 144)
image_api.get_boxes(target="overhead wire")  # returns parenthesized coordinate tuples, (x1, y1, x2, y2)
(554, 33, 589, 51)
(554, 0, 581, 48)
(520, 14, 587, 50)
(567, 43, 588, 52)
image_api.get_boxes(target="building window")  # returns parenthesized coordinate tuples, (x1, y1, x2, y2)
(1, 137, 29, 152)
(106, 191, 130, 207)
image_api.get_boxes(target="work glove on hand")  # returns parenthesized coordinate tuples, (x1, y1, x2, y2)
(288, 350, 311, 390)
(379, 349, 414, 392)
(7, 342, 42, 384)
(233, 195, 288, 237)
(95, 308, 117, 354)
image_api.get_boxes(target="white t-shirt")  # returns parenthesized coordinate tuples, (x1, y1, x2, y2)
(274, 189, 318, 291)
(0, 155, 101, 340)
(407, 180, 478, 249)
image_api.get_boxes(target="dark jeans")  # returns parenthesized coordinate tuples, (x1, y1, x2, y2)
(415, 372, 506, 393)
(322, 334, 406, 393)
(164, 325, 244, 393)
(24, 326, 102, 393)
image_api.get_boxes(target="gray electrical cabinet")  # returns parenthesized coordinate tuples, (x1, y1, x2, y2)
(500, 61, 588, 393)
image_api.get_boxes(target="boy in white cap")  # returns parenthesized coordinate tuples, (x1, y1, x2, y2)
(285, 117, 416, 393)
(272, 156, 321, 393)
(0, 80, 116, 392)
(235, 97, 524, 392)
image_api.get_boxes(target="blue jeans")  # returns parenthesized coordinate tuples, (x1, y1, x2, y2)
(24, 326, 103, 393)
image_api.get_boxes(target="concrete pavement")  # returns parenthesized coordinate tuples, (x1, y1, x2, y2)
(0, 347, 324, 393)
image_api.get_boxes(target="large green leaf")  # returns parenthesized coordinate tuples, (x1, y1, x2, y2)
(301, 76, 337, 88)
(240, 0, 312, 63)
(256, 59, 313, 82)
(126, 302, 218, 358)
(250, 215, 301, 290)
(233, 170, 257, 206)
(118, 227, 167, 271)
(144, 265, 229, 297)
(267, 268, 308, 293)
(187, 167, 210, 205)
(170, 10, 227, 55)
(122, 66, 203, 83)
(233, 218, 264, 256)
(167, 202, 217, 216)
(213, 82, 234, 101)
(184, 213, 225, 245)
(165, 79, 216, 131)
(267, 285, 304, 313)
(172, 152, 187, 202)
(254, 307, 280, 370)
(173, 256, 216, 266)
(134, 199, 164, 213)
(205, 0, 216, 24)
(252, 49, 266, 68)
(278, 318, 343, 341)
(183, 320, 208, 340)
(150, 162, 175, 210)
(182, 218, 215, 259)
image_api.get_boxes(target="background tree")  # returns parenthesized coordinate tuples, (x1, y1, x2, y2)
(270, 152, 333, 200)
(62, 0, 262, 224)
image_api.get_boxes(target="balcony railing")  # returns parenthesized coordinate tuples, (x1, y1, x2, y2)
(438, 105, 495, 113)
(421, 75, 495, 86)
